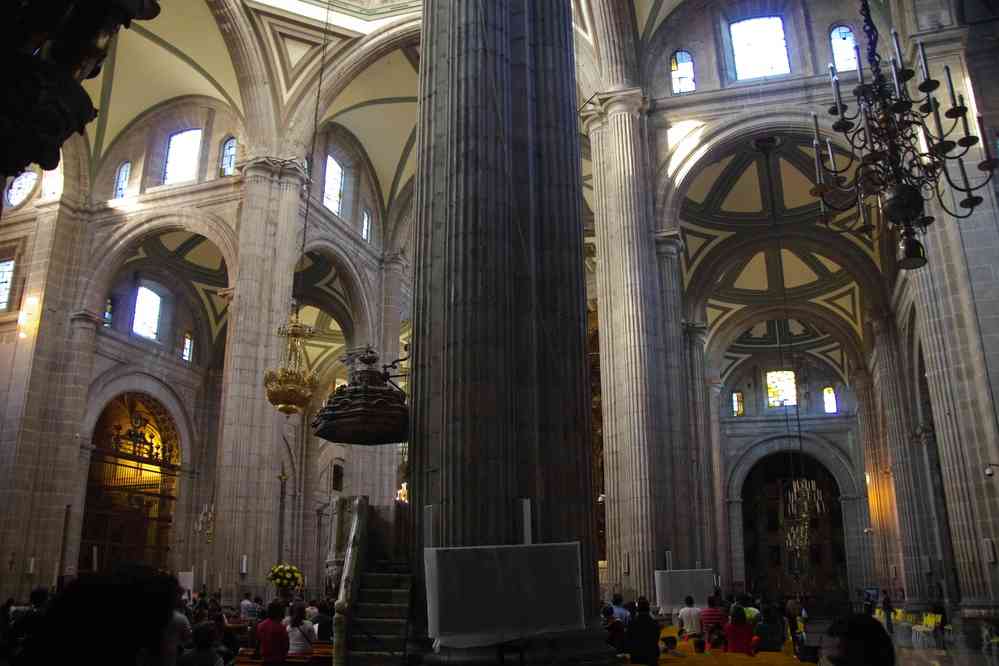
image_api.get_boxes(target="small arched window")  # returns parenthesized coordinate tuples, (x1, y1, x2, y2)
(113, 161, 131, 199)
(730, 16, 791, 80)
(670, 50, 696, 94)
(163, 128, 203, 185)
(182, 331, 194, 362)
(0, 259, 15, 311)
(219, 137, 237, 177)
(830, 26, 858, 72)
(823, 386, 838, 413)
(732, 391, 745, 416)
(323, 155, 345, 215)
(361, 208, 372, 242)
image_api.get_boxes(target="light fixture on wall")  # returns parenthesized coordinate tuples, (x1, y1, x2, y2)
(17, 295, 39, 339)
(810, 0, 997, 269)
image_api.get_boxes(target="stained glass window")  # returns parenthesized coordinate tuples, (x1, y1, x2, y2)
(823, 386, 838, 413)
(362, 208, 372, 241)
(113, 161, 132, 199)
(132, 287, 162, 340)
(164, 129, 202, 185)
(732, 391, 745, 416)
(6, 172, 38, 207)
(182, 331, 194, 362)
(766, 370, 797, 407)
(219, 137, 237, 176)
(730, 17, 791, 80)
(103, 298, 114, 327)
(323, 155, 344, 215)
(0, 260, 14, 310)
(830, 26, 858, 72)
(671, 50, 696, 94)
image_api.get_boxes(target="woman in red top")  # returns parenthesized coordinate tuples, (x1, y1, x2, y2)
(724, 606, 755, 655)
(256, 601, 290, 665)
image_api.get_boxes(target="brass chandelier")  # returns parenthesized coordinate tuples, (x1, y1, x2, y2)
(264, 308, 319, 415)
(811, 0, 997, 269)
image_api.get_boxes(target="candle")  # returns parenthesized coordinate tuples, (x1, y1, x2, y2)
(979, 116, 994, 161)
(833, 76, 844, 115)
(890, 57, 902, 96)
(932, 96, 945, 139)
(959, 95, 971, 137)
(944, 66, 957, 108)
(891, 29, 904, 66)
(813, 140, 824, 182)
(826, 139, 836, 170)
(863, 105, 875, 150)
(854, 44, 865, 84)
(812, 113, 822, 143)
(918, 41, 930, 83)
(858, 190, 869, 226)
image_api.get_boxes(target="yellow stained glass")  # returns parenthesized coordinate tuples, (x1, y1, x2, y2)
(766, 370, 797, 407)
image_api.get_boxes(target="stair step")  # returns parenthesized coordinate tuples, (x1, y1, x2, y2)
(358, 587, 410, 604)
(349, 651, 405, 666)
(350, 633, 407, 651)
(351, 617, 407, 636)
(361, 572, 412, 589)
(355, 602, 408, 618)
(373, 560, 411, 574)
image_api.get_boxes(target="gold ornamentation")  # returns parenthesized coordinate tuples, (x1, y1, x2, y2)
(265, 309, 319, 415)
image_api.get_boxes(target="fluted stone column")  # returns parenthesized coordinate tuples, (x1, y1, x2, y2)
(684, 321, 713, 569)
(212, 156, 305, 600)
(872, 314, 931, 607)
(708, 378, 728, 584)
(853, 370, 894, 589)
(656, 231, 687, 566)
(410, 0, 598, 623)
(916, 424, 960, 605)
(583, 88, 669, 599)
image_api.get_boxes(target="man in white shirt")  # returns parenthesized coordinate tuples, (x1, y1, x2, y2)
(239, 592, 257, 621)
(677, 595, 702, 637)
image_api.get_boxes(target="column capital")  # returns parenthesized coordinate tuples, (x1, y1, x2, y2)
(239, 156, 308, 183)
(580, 87, 648, 134)
(383, 251, 410, 272)
(70, 310, 103, 330)
(654, 230, 684, 257)
(683, 320, 709, 342)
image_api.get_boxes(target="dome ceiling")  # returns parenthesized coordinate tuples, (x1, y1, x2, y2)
(722, 318, 849, 383)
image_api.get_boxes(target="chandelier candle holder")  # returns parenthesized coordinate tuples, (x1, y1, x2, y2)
(811, 0, 998, 269)
(264, 307, 319, 415)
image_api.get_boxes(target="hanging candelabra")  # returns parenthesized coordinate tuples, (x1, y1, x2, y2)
(811, 0, 998, 269)
(264, 307, 319, 415)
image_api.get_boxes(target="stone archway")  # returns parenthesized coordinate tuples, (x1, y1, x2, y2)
(79, 392, 183, 575)
(725, 433, 869, 602)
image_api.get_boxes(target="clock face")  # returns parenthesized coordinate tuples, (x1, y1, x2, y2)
(6, 171, 39, 208)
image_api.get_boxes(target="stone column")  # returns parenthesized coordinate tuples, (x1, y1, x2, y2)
(655, 231, 686, 566)
(708, 378, 729, 584)
(212, 156, 304, 601)
(582, 88, 669, 600)
(839, 495, 875, 596)
(410, 0, 599, 623)
(728, 499, 745, 591)
(871, 314, 931, 607)
(684, 321, 713, 570)
(853, 370, 893, 590)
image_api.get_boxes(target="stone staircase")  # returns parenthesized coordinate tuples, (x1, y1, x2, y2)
(348, 562, 411, 666)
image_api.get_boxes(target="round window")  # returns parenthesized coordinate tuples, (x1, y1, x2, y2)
(6, 171, 39, 208)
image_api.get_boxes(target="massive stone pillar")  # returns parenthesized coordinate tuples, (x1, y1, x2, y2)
(708, 378, 729, 585)
(583, 89, 669, 599)
(212, 156, 304, 600)
(871, 314, 932, 607)
(410, 0, 598, 622)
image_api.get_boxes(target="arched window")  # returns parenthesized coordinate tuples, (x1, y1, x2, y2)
(830, 26, 858, 72)
(219, 137, 237, 177)
(103, 298, 114, 327)
(323, 155, 345, 215)
(362, 208, 372, 242)
(182, 331, 194, 362)
(113, 161, 131, 199)
(732, 391, 745, 416)
(670, 50, 696, 94)
(132, 286, 162, 340)
(766, 369, 797, 407)
(163, 128, 203, 185)
(0, 259, 14, 311)
(730, 16, 791, 80)
(823, 386, 838, 413)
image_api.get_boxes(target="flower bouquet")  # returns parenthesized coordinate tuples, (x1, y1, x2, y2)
(267, 562, 304, 592)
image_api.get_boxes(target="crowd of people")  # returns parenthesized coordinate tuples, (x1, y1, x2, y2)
(600, 591, 894, 665)
(0, 565, 336, 666)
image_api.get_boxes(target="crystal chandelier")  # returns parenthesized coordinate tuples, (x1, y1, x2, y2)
(264, 308, 319, 415)
(811, 0, 998, 269)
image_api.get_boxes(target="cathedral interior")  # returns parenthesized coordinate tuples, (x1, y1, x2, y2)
(3, 0, 999, 662)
